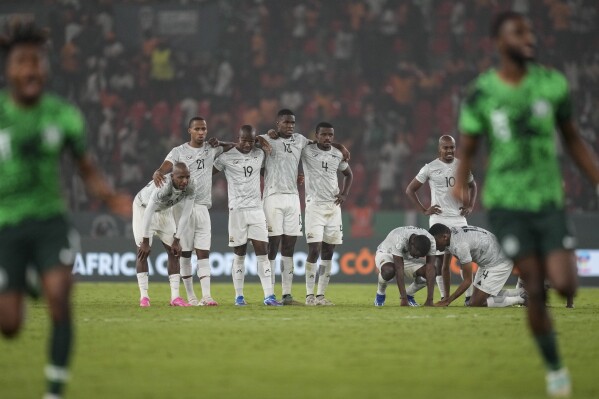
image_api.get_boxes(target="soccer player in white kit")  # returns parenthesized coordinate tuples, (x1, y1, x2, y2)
(134, 163, 196, 307)
(260, 109, 349, 305)
(213, 125, 282, 306)
(301, 122, 353, 306)
(406, 135, 477, 304)
(428, 224, 526, 307)
(153, 117, 235, 306)
(373, 226, 440, 307)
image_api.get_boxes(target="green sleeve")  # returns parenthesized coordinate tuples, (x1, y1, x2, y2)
(62, 105, 87, 159)
(554, 73, 573, 123)
(459, 84, 485, 136)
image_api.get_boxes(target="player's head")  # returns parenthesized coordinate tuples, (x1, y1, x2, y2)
(171, 162, 191, 190)
(0, 21, 49, 106)
(276, 109, 295, 138)
(315, 122, 334, 149)
(491, 11, 536, 64)
(429, 223, 451, 251)
(237, 124, 256, 154)
(188, 117, 207, 146)
(438, 135, 456, 163)
(408, 234, 431, 258)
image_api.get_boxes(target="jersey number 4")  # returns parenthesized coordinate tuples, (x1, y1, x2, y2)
(322, 161, 328, 171)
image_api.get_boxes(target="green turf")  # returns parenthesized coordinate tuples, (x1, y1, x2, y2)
(1, 283, 598, 399)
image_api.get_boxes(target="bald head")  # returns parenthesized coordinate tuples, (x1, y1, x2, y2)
(171, 162, 190, 190)
(237, 125, 256, 154)
(438, 135, 456, 163)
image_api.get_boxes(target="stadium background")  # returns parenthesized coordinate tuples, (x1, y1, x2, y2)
(2, 0, 598, 283)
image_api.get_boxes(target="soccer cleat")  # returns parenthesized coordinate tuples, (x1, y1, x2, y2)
(188, 297, 200, 306)
(199, 296, 219, 306)
(282, 294, 302, 305)
(263, 295, 283, 306)
(139, 297, 150, 307)
(170, 297, 191, 307)
(315, 296, 334, 306)
(234, 296, 247, 306)
(374, 293, 386, 307)
(305, 294, 316, 306)
(546, 368, 571, 398)
(464, 296, 471, 307)
(407, 295, 419, 307)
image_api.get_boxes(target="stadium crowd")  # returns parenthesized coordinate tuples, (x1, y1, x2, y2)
(4, 0, 597, 212)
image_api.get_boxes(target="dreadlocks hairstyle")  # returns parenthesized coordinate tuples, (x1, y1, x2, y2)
(0, 20, 48, 57)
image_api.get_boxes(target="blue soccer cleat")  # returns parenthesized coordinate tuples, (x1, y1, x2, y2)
(374, 293, 386, 307)
(263, 295, 283, 306)
(407, 295, 419, 307)
(235, 295, 247, 306)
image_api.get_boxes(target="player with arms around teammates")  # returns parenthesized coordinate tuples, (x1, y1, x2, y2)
(134, 162, 196, 307)
(406, 135, 477, 305)
(213, 125, 281, 306)
(301, 122, 353, 306)
(0, 22, 131, 399)
(454, 11, 599, 397)
(260, 109, 349, 305)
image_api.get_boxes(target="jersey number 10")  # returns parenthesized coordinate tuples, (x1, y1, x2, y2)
(445, 177, 455, 187)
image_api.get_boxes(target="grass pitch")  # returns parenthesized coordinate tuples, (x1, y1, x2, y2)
(1, 283, 598, 399)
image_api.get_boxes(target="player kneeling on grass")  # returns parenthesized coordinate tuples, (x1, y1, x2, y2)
(134, 162, 195, 307)
(374, 227, 439, 307)
(212, 125, 281, 306)
(429, 223, 526, 307)
(301, 122, 353, 306)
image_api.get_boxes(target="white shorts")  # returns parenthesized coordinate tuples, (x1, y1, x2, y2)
(374, 251, 425, 280)
(473, 261, 514, 296)
(228, 209, 269, 247)
(305, 202, 343, 245)
(132, 202, 175, 247)
(430, 215, 468, 255)
(173, 203, 211, 251)
(263, 194, 303, 236)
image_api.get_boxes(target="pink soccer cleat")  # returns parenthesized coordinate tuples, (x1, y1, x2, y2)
(170, 297, 191, 307)
(139, 297, 150, 307)
(199, 296, 219, 306)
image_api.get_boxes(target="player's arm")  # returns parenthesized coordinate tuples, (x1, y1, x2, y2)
(208, 137, 236, 152)
(138, 200, 159, 262)
(392, 255, 409, 307)
(406, 178, 441, 215)
(153, 160, 173, 187)
(330, 143, 350, 161)
(452, 135, 480, 205)
(558, 119, 599, 191)
(441, 252, 451, 299)
(423, 255, 436, 306)
(460, 179, 477, 216)
(437, 262, 473, 306)
(335, 165, 353, 205)
(76, 153, 131, 217)
(255, 136, 272, 155)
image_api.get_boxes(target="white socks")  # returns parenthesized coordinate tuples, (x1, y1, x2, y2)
(180, 256, 197, 300)
(377, 272, 388, 295)
(317, 260, 332, 296)
(281, 256, 294, 296)
(436, 275, 446, 298)
(197, 258, 211, 298)
(306, 261, 317, 296)
(487, 295, 524, 307)
(232, 255, 245, 297)
(137, 272, 149, 298)
(168, 274, 181, 300)
(257, 255, 274, 297)
(406, 280, 426, 296)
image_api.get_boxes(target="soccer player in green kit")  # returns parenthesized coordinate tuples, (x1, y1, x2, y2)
(0, 22, 130, 399)
(454, 11, 599, 398)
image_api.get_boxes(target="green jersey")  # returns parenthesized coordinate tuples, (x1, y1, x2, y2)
(459, 64, 572, 211)
(0, 91, 86, 227)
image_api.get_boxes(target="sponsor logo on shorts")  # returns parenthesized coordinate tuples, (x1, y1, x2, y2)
(229, 236, 235, 243)
(307, 233, 314, 239)
(267, 225, 273, 232)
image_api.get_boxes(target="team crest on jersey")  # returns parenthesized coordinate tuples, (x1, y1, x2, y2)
(186, 155, 193, 160)
(229, 236, 235, 242)
(532, 100, 551, 117)
(43, 125, 62, 147)
(307, 233, 314, 239)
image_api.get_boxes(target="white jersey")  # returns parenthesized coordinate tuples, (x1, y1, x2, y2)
(165, 142, 223, 208)
(135, 174, 196, 212)
(214, 147, 265, 211)
(377, 226, 437, 261)
(301, 145, 349, 204)
(260, 133, 310, 197)
(415, 158, 474, 218)
(447, 225, 507, 268)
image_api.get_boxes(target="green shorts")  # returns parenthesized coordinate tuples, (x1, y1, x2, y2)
(488, 208, 576, 261)
(0, 215, 79, 294)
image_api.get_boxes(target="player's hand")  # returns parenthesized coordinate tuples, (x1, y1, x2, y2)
(267, 129, 278, 139)
(424, 205, 442, 215)
(297, 173, 305, 185)
(334, 193, 347, 206)
(208, 137, 220, 147)
(153, 170, 166, 187)
(106, 193, 133, 218)
(339, 145, 351, 162)
(170, 239, 182, 258)
(137, 241, 151, 262)
(459, 206, 472, 217)
(423, 299, 434, 307)
(434, 299, 450, 307)
(400, 297, 409, 307)
(257, 136, 272, 155)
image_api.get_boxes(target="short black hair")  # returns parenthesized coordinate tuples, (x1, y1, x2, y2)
(0, 20, 48, 56)
(173, 161, 189, 172)
(188, 116, 205, 128)
(315, 121, 333, 133)
(429, 223, 451, 237)
(412, 235, 431, 256)
(240, 124, 255, 135)
(490, 11, 524, 38)
(277, 109, 295, 118)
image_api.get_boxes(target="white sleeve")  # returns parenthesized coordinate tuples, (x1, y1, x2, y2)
(298, 134, 310, 149)
(214, 155, 224, 171)
(141, 200, 158, 239)
(428, 238, 437, 256)
(164, 147, 179, 164)
(214, 146, 224, 157)
(415, 163, 430, 183)
(453, 243, 472, 265)
(338, 161, 349, 171)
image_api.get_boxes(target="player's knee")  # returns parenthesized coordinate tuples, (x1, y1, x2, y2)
(380, 264, 395, 281)
(181, 251, 192, 258)
(308, 248, 320, 262)
(552, 279, 577, 299)
(321, 247, 334, 260)
(0, 320, 21, 339)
